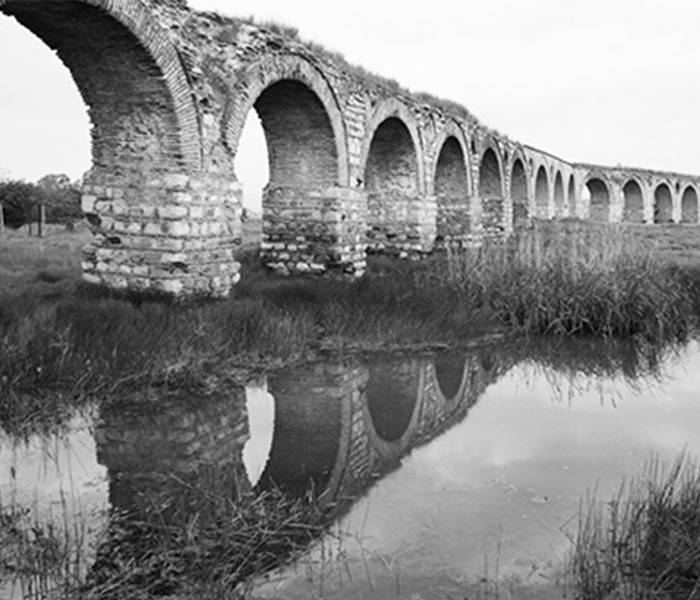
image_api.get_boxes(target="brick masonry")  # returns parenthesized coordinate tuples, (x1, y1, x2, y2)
(2, 0, 700, 297)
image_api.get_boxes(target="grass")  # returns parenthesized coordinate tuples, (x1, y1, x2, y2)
(569, 453, 700, 600)
(1, 221, 699, 408)
(0, 472, 334, 600)
(440, 220, 697, 340)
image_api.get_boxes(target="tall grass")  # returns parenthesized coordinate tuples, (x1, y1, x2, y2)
(438, 222, 695, 340)
(569, 453, 700, 599)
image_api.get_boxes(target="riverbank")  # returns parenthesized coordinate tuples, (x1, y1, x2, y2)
(1, 221, 699, 404)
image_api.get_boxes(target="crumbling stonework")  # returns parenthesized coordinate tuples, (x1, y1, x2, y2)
(2, 0, 699, 297)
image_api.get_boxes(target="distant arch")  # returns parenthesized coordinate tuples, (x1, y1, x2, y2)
(622, 180, 644, 223)
(434, 133, 470, 244)
(478, 144, 505, 233)
(654, 183, 673, 224)
(510, 158, 529, 229)
(585, 177, 611, 222)
(534, 166, 549, 218)
(567, 175, 575, 217)
(681, 186, 698, 224)
(553, 171, 565, 218)
(477, 145, 504, 198)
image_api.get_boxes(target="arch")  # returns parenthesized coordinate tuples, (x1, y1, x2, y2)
(363, 359, 423, 462)
(553, 171, 565, 218)
(1, 0, 201, 175)
(510, 157, 529, 229)
(361, 99, 424, 192)
(478, 143, 505, 233)
(622, 179, 644, 223)
(654, 182, 673, 224)
(434, 129, 470, 245)
(567, 175, 575, 217)
(585, 176, 611, 222)
(477, 143, 504, 199)
(430, 121, 472, 195)
(224, 54, 348, 186)
(681, 185, 698, 224)
(534, 165, 550, 218)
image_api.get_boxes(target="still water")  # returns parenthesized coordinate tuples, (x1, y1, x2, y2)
(1, 338, 699, 599)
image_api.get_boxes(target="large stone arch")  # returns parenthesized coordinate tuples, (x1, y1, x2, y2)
(361, 99, 432, 255)
(654, 182, 674, 224)
(584, 174, 612, 222)
(223, 54, 349, 187)
(509, 150, 529, 229)
(1, 0, 252, 299)
(553, 171, 565, 218)
(429, 353, 472, 415)
(478, 140, 506, 235)
(1, 0, 201, 174)
(622, 179, 645, 223)
(681, 185, 698, 224)
(432, 122, 472, 246)
(534, 165, 550, 218)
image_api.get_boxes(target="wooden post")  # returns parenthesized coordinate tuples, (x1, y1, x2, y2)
(37, 202, 45, 238)
(0, 201, 4, 235)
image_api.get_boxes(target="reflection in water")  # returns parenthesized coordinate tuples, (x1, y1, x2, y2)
(0, 336, 697, 598)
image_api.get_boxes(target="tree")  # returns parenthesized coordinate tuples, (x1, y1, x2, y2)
(0, 180, 46, 229)
(37, 174, 82, 224)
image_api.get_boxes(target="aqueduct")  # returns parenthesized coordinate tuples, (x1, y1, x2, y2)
(2, 0, 699, 298)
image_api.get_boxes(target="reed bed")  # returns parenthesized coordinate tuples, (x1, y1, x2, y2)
(569, 453, 700, 600)
(438, 222, 695, 340)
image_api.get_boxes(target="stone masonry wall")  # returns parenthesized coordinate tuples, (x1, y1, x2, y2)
(3, 0, 700, 298)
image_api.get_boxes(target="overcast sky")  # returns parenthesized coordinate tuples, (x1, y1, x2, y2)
(1, 0, 699, 207)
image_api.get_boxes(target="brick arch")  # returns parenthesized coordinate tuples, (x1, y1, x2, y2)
(681, 184, 699, 223)
(477, 137, 505, 197)
(622, 177, 645, 223)
(653, 180, 674, 224)
(360, 99, 425, 193)
(223, 54, 349, 187)
(430, 120, 473, 196)
(583, 172, 613, 222)
(1, 0, 202, 173)
(509, 148, 530, 228)
(534, 164, 550, 218)
(428, 353, 472, 414)
(362, 359, 424, 463)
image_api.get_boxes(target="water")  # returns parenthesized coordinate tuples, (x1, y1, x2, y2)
(1, 338, 698, 599)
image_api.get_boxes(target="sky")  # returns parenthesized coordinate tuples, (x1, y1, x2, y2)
(1, 0, 700, 209)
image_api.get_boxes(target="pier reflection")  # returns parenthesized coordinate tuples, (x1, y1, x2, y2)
(89, 346, 513, 593)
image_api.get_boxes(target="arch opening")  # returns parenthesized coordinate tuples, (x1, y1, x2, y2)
(654, 184, 673, 224)
(510, 159, 528, 229)
(435, 136, 469, 245)
(681, 186, 698, 224)
(366, 366, 418, 443)
(2, 1, 193, 180)
(553, 171, 565, 218)
(478, 148, 504, 234)
(622, 180, 644, 223)
(534, 166, 549, 219)
(586, 178, 611, 222)
(364, 117, 420, 251)
(434, 354, 466, 401)
(567, 175, 575, 217)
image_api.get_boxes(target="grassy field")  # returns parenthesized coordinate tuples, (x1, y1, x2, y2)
(0, 220, 698, 404)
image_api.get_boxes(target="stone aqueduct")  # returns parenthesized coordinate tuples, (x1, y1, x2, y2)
(2, 0, 700, 298)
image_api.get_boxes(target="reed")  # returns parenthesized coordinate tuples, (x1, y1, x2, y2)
(438, 222, 695, 340)
(569, 453, 700, 600)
